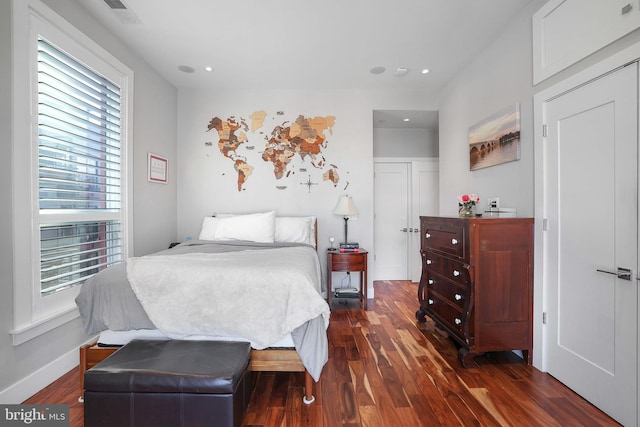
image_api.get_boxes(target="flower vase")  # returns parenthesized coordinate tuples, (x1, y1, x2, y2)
(458, 204, 475, 218)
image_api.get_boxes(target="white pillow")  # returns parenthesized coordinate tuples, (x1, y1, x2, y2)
(275, 217, 313, 245)
(198, 214, 234, 240)
(214, 211, 276, 243)
(198, 217, 218, 240)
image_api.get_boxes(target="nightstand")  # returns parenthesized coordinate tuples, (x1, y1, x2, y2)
(327, 250, 368, 310)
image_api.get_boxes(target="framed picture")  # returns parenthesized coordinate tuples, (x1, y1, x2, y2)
(468, 103, 521, 170)
(148, 153, 168, 184)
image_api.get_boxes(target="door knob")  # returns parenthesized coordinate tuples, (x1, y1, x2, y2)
(596, 267, 632, 281)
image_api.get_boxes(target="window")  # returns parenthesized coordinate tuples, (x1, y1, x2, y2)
(37, 38, 123, 296)
(11, 1, 133, 344)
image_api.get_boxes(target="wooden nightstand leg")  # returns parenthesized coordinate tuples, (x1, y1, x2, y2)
(327, 268, 333, 308)
(362, 264, 368, 310)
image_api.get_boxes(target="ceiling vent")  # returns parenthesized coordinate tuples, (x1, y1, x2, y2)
(103, 0, 142, 24)
(104, 0, 127, 9)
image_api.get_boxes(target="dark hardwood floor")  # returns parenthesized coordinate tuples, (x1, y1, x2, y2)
(24, 280, 621, 426)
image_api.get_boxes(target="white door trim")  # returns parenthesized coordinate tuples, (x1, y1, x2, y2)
(374, 157, 438, 164)
(533, 41, 640, 373)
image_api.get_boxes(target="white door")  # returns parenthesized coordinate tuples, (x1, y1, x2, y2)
(374, 161, 439, 281)
(543, 63, 637, 426)
(374, 163, 409, 279)
(410, 161, 439, 282)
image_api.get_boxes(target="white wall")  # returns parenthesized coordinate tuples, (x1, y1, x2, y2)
(437, 2, 545, 218)
(177, 89, 437, 292)
(0, 0, 17, 400)
(0, 0, 177, 402)
(373, 127, 439, 158)
(438, 0, 640, 219)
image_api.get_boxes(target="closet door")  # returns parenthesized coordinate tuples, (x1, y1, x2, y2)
(410, 161, 439, 282)
(374, 162, 409, 279)
(542, 63, 638, 426)
(374, 161, 439, 281)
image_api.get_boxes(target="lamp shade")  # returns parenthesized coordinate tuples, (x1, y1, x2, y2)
(333, 195, 358, 217)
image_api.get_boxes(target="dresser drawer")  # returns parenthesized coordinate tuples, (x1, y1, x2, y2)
(425, 296, 466, 338)
(424, 252, 471, 288)
(330, 255, 366, 271)
(426, 273, 468, 310)
(421, 218, 466, 259)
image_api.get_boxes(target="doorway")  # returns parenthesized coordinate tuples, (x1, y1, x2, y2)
(372, 109, 439, 283)
(373, 160, 438, 281)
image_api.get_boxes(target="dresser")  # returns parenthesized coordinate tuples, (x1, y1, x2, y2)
(416, 216, 534, 367)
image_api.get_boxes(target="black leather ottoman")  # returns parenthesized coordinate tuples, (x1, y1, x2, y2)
(84, 339, 252, 427)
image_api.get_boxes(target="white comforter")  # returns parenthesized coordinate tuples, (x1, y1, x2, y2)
(126, 246, 330, 350)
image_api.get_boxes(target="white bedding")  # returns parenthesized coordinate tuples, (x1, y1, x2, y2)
(126, 246, 329, 349)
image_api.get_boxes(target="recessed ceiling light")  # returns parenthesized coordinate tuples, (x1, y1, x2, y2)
(204, 66, 214, 72)
(395, 67, 409, 77)
(369, 66, 386, 75)
(178, 65, 195, 73)
(403, 118, 410, 122)
(421, 68, 430, 74)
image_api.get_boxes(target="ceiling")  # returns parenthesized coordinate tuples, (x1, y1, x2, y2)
(372, 110, 438, 130)
(74, 0, 534, 97)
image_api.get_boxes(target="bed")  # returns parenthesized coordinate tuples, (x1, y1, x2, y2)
(76, 212, 329, 404)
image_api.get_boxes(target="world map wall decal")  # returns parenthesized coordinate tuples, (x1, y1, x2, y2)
(206, 111, 341, 192)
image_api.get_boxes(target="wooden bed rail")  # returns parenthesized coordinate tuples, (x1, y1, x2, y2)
(250, 348, 315, 404)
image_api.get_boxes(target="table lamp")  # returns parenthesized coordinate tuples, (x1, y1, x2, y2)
(333, 195, 358, 246)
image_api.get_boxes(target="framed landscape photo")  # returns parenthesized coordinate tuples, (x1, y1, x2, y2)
(148, 153, 168, 184)
(468, 103, 521, 170)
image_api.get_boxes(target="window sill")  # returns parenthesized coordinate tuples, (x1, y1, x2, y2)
(10, 307, 80, 346)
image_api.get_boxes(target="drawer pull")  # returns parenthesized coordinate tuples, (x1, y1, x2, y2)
(426, 259, 432, 265)
(454, 293, 462, 300)
(453, 270, 460, 277)
(428, 299, 434, 305)
(428, 279, 434, 285)
(451, 238, 458, 245)
(425, 232, 431, 239)
(454, 318, 462, 325)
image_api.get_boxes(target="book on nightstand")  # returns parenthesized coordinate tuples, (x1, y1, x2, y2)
(339, 243, 359, 252)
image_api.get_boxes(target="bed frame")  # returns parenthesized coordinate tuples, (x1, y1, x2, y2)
(79, 218, 320, 404)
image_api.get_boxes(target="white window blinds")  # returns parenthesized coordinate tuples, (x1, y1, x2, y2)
(37, 37, 123, 295)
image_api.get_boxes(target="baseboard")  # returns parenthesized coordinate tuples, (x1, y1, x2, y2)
(0, 345, 79, 403)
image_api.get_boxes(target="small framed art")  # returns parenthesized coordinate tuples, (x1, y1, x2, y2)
(148, 153, 168, 184)
(468, 103, 521, 171)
